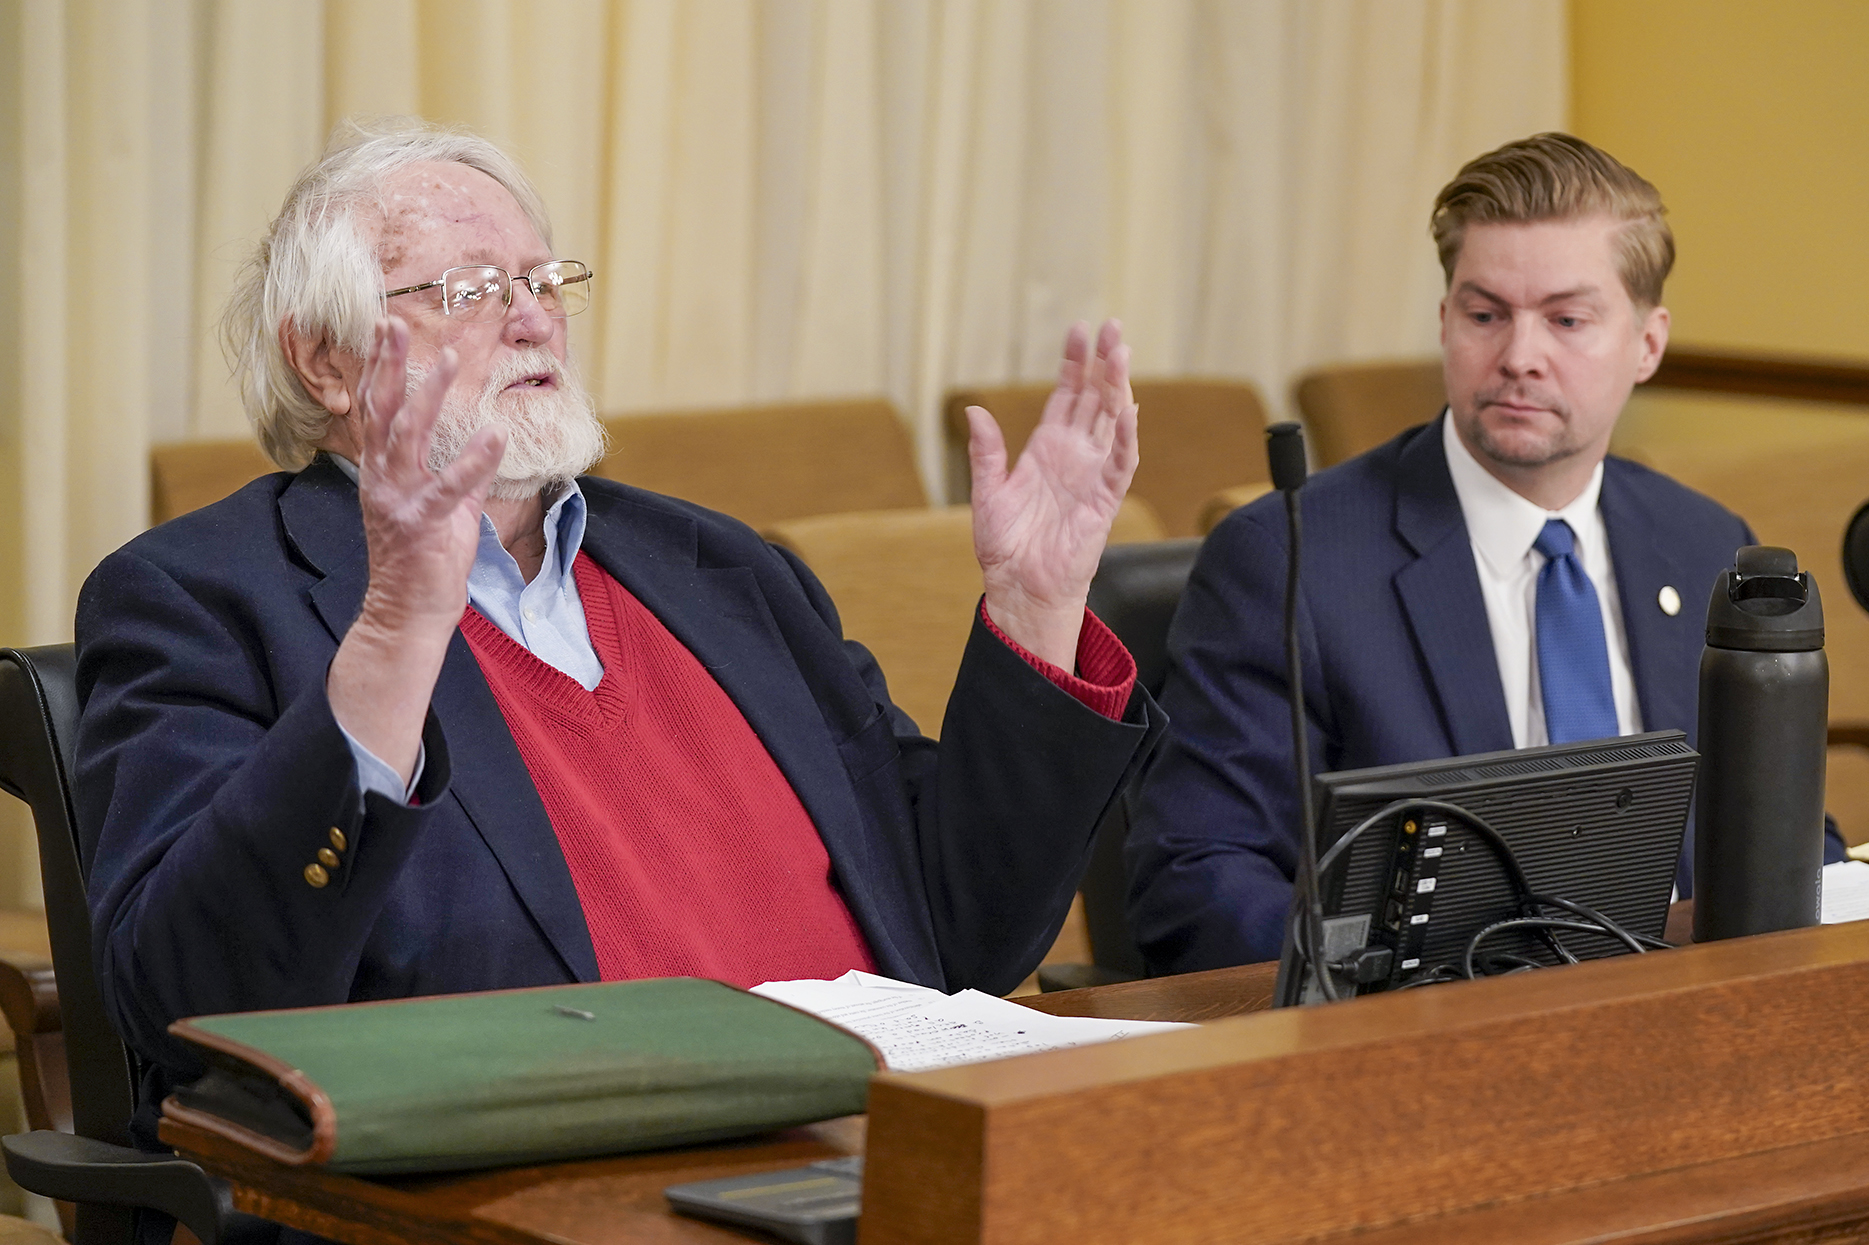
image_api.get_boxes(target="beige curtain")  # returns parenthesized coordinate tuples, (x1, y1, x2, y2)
(0, 0, 1562, 903)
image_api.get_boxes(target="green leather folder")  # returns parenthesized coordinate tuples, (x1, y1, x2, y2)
(162, 978, 880, 1175)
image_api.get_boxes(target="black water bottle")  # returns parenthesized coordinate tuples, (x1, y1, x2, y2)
(1694, 546, 1827, 941)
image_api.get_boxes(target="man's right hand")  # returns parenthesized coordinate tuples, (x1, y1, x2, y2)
(326, 316, 505, 786)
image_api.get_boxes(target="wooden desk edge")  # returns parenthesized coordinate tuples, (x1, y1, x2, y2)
(1017, 900, 1695, 1023)
(161, 1116, 865, 1245)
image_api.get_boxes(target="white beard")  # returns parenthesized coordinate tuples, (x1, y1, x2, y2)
(418, 348, 608, 500)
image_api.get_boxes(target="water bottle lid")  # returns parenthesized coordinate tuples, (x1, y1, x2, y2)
(1704, 546, 1825, 652)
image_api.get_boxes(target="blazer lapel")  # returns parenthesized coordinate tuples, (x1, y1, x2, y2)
(1390, 420, 1516, 757)
(1601, 460, 1700, 744)
(575, 490, 911, 968)
(427, 633, 602, 980)
(279, 458, 371, 645)
(278, 458, 601, 982)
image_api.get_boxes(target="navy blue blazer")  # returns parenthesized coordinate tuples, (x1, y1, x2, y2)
(1127, 417, 1837, 975)
(76, 458, 1162, 1142)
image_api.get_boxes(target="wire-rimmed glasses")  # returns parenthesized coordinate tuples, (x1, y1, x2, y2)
(384, 260, 593, 320)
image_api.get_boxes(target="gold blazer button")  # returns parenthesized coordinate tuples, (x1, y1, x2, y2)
(303, 863, 330, 889)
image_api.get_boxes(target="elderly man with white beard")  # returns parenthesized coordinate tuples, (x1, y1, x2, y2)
(72, 114, 1163, 1208)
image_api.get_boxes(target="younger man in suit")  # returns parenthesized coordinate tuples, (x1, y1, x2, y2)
(1126, 132, 1844, 974)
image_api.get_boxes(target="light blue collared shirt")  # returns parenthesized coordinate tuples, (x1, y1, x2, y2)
(328, 457, 603, 801)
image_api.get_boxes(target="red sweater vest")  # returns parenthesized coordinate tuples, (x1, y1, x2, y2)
(460, 554, 876, 986)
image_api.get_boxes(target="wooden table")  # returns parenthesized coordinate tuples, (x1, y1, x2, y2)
(170, 901, 1828, 1245)
(159, 964, 1278, 1245)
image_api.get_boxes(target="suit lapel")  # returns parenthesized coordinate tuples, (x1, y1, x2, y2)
(1390, 420, 1516, 757)
(278, 459, 601, 982)
(279, 458, 371, 646)
(573, 491, 894, 956)
(426, 632, 601, 980)
(1601, 460, 1699, 742)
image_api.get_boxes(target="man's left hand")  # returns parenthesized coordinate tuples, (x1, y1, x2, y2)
(969, 319, 1140, 670)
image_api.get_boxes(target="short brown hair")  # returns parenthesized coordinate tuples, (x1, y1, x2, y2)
(1430, 132, 1674, 309)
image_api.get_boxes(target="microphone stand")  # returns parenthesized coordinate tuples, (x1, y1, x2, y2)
(1266, 422, 1334, 1000)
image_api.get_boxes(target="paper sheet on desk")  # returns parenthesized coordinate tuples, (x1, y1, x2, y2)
(1823, 860, 1869, 923)
(751, 970, 1194, 1073)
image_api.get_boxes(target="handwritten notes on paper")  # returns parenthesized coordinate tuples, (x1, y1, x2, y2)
(751, 971, 1194, 1073)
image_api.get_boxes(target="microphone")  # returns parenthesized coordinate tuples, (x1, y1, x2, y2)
(1265, 422, 1333, 1000)
(1267, 422, 1308, 493)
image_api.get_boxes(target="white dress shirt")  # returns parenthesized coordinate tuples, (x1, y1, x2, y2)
(328, 455, 603, 800)
(1440, 415, 1642, 748)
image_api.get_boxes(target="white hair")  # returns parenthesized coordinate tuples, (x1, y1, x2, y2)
(222, 116, 554, 469)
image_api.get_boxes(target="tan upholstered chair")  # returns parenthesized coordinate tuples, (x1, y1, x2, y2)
(1623, 436, 1869, 848)
(1293, 359, 1445, 467)
(763, 498, 1164, 736)
(942, 380, 1268, 539)
(150, 439, 277, 525)
(1197, 483, 1277, 535)
(597, 398, 926, 530)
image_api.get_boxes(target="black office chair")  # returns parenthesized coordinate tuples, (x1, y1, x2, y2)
(0, 645, 271, 1245)
(1039, 539, 1204, 992)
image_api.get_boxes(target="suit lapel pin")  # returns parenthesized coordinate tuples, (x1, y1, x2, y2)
(1658, 585, 1681, 617)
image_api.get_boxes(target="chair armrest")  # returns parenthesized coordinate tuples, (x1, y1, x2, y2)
(1036, 963, 1142, 993)
(0, 956, 68, 1136)
(1, 1130, 262, 1245)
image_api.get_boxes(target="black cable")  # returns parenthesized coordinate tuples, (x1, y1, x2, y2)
(1527, 894, 1671, 951)
(1315, 798, 1535, 902)
(1300, 797, 1668, 995)
(1312, 799, 1569, 983)
(1475, 952, 1543, 972)
(1462, 916, 1647, 981)
(1390, 964, 1463, 990)
(1477, 956, 1543, 976)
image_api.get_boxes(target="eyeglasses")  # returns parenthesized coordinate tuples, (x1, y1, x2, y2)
(384, 260, 594, 320)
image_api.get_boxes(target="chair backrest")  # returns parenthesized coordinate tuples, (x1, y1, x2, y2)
(1625, 437, 1869, 843)
(943, 380, 1269, 538)
(764, 499, 1164, 736)
(1085, 540, 1205, 700)
(1078, 540, 1204, 975)
(0, 649, 137, 1149)
(1293, 358, 1445, 467)
(595, 398, 927, 530)
(1197, 482, 1276, 536)
(150, 441, 276, 526)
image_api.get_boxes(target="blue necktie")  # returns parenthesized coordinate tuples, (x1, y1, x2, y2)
(1533, 518, 1619, 744)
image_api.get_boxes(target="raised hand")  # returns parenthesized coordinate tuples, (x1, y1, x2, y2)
(326, 316, 505, 784)
(968, 319, 1140, 669)
(351, 316, 505, 630)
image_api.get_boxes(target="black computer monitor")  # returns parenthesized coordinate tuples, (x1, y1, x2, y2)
(1274, 730, 1697, 1007)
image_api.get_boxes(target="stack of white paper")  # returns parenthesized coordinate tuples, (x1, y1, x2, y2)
(1823, 859, 1869, 924)
(751, 970, 1195, 1073)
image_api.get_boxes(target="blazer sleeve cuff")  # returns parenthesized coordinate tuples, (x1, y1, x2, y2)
(976, 599, 1138, 721)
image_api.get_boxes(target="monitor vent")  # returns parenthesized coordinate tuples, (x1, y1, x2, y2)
(1585, 740, 1691, 764)
(1416, 755, 1565, 786)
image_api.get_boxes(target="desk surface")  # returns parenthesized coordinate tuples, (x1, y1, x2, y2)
(163, 902, 1744, 1245)
(161, 965, 1274, 1245)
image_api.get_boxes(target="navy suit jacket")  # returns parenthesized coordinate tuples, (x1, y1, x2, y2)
(76, 458, 1162, 1142)
(1126, 417, 1837, 975)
